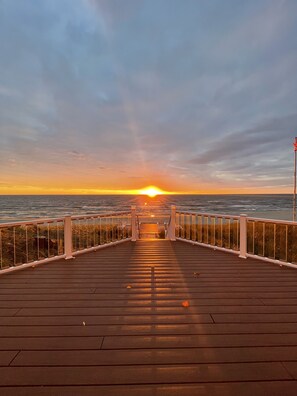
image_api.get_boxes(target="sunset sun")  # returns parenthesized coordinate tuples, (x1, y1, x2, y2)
(138, 186, 165, 198)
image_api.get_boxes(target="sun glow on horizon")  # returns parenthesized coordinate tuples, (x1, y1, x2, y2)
(138, 186, 167, 198)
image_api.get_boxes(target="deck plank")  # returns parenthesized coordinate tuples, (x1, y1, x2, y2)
(1, 322, 297, 336)
(0, 337, 103, 350)
(1, 382, 297, 396)
(0, 351, 19, 366)
(102, 333, 297, 349)
(0, 362, 291, 386)
(14, 305, 297, 315)
(12, 346, 297, 366)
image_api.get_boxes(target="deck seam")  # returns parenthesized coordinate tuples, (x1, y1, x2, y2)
(13, 309, 21, 317)
(0, 380, 295, 389)
(209, 314, 215, 323)
(281, 362, 295, 379)
(8, 350, 20, 366)
(99, 337, 105, 349)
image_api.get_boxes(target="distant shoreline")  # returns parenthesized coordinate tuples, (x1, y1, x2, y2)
(245, 210, 293, 221)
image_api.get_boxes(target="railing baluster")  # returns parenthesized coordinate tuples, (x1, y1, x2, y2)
(192, 214, 196, 242)
(239, 215, 247, 259)
(36, 224, 39, 260)
(179, 214, 182, 239)
(228, 218, 231, 249)
(25, 225, 28, 263)
(93, 217, 96, 247)
(285, 225, 288, 261)
(111, 216, 114, 242)
(175, 213, 178, 238)
(99, 216, 102, 244)
(0, 229, 2, 269)
(47, 223, 50, 258)
(85, 218, 88, 248)
(273, 223, 276, 260)
(131, 206, 137, 241)
(13, 227, 16, 266)
(64, 216, 73, 260)
(263, 222, 265, 257)
(56, 222, 60, 255)
(252, 221, 255, 255)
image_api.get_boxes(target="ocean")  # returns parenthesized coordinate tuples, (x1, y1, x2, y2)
(0, 194, 294, 223)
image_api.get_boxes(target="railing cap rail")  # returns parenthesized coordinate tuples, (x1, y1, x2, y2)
(176, 210, 240, 219)
(0, 211, 132, 227)
(136, 213, 170, 217)
(247, 216, 297, 225)
(0, 217, 65, 228)
(71, 211, 131, 220)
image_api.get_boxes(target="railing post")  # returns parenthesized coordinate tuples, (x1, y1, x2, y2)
(239, 214, 247, 259)
(64, 216, 74, 259)
(167, 205, 176, 241)
(131, 206, 138, 241)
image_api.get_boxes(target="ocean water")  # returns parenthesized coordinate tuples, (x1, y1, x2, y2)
(0, 194, 294, 223)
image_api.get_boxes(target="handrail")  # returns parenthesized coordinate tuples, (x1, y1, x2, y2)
(0, 217, 65, 228)
(71, 211, 131, 221)
(0, 211, 132, 228)
(176, 210, 240, 220)
(136, 213, 170, 218)
(247, 216, 297, 225)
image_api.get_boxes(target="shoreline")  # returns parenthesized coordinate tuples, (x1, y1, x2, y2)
(245, 210, 293, 221)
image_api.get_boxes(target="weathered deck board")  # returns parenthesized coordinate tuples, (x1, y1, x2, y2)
(1, 382, 297, 396)
(10, 345, 297, 366)
(0, 362, 291, 385)
(0, 239, 297, 394)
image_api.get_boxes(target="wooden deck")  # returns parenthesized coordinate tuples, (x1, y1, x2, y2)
(0, 240, 297, 395)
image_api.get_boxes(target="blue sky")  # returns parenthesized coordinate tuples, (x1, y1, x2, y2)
(0, 0, 297, 193)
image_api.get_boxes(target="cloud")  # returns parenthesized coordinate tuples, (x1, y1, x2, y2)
(190, 114, 297, 165)
(0, 0, 297, 192)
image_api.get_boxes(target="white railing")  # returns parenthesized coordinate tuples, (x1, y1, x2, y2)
(0, 211, 132, 273)
(170, 208, 297, 269)
(246, 217, 297, 268)
(0, 217, 66, 270)
(2, 205, 297, 273)
(174, 210, 241, 254)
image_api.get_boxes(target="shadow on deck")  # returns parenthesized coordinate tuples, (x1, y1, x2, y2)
(0, 240, 297, 395)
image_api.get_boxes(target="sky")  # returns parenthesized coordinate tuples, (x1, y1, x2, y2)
(0, 0, 297, 195)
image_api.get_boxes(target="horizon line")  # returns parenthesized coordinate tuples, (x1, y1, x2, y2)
(0, 192, 293, 196)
